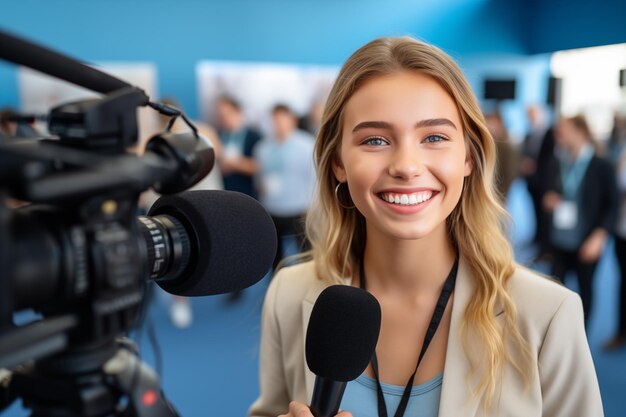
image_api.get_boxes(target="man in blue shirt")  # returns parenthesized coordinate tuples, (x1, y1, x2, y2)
(254, 104, 316, 270)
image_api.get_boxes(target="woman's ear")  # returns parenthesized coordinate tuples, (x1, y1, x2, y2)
(464, 154, 473, 177)
(464, 140, 473, 177)
(332, 155, 347, 183)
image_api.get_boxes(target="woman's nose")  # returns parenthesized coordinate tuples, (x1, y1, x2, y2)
(387, 145, 425, 180)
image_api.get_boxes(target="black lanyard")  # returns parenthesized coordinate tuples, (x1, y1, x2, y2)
(359, 257, 458, 417)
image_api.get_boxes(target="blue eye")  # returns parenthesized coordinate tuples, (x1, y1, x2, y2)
(363, 136, 388, 146)
(424, 134, 447, 143)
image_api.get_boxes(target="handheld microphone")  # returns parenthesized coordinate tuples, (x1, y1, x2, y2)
(142, 190, 278, 296)
(305, 285, 381, 417)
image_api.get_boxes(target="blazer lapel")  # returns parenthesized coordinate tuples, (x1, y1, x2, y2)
(438, 257, 482, 417)
(301, 277, 340, 400)
(302, 297, 315, 399)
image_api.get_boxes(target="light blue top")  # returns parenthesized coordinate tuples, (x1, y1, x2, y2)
(253, 129, 316, 216)
(340, 372, 443, 417)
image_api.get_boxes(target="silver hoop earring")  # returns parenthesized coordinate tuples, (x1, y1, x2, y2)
(334, 182, 355, 209)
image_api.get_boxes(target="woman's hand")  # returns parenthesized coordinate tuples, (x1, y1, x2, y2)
(278, 401, 353, 417)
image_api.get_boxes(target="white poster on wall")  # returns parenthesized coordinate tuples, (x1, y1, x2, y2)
(196, 60, 338, 136)
(551, 43, 626, 140)
(18, 63, 160, 150)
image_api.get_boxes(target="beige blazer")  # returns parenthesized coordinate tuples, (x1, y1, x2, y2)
(248, 258, 603, 417)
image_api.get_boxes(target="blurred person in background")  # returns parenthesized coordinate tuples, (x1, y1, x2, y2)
(254, 104, 315, 271)
(485, 112, 519, 202)
(216, 95, 262, 199)
(215, 95, 262, 302)
(605, 145, 626, 351)
(139, 97, 223, 327)
(606, 111, 626, 163)
(298, 101, 325, 136)
(0, 108, 18, 138)
(0, 107, 41, 139)
(543, 114, 618, 327)
(521, 105, 556, 261)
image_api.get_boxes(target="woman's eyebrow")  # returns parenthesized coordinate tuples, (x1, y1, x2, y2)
(351, 121, 393, 133)
(415, 118, 457, 130)
(352, 118, 457, 133)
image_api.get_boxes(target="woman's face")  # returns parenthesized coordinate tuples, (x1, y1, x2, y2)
(333, 71, 471, 241)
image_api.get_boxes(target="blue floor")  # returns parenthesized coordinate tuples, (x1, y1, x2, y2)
(3, 179, 626, 416)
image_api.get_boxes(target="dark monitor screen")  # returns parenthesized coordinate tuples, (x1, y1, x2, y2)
(547, 76, 562, 106)
(483, 79, 516, 100)
(620, 69, 626, 87)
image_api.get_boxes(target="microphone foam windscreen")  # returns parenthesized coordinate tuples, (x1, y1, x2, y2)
(305, 285, 381, 382)
(148, 190, 277, 296)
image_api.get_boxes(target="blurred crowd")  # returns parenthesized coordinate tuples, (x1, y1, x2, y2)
(148, 96, 319, 327)
(487, 105, 626, 352)
(3, 95, 626, 351)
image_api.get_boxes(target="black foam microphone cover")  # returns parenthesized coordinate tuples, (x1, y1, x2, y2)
(148, 190, 277, 296)
(306, 285, 381, 417)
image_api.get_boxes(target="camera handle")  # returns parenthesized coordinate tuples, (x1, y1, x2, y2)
(8, 340, 179, 417)
(104, 345, 180, 417)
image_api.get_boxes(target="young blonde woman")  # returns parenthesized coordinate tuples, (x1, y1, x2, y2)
(248, 37, 603, 417)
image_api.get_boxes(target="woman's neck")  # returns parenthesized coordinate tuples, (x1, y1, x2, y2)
(361, 222, 457, 299)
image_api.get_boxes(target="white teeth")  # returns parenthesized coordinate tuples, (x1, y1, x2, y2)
(381, 191, 434, 206)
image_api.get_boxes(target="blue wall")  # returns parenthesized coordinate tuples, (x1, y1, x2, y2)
(527, 0, 626, 54)
(460, 53, 553, 140)
(1, 0, 530, 119)
(1, 0, 623, 122)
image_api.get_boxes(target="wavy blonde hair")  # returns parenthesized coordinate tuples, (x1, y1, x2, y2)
(304, 36, 533, 408)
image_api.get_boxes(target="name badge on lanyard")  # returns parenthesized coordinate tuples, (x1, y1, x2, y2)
(553, 200, 578, 230)
(264, 174, 284, 197)
(224, 131, 245, 160)
(224, 142, 242, 160)
(553, 147, 593, 231)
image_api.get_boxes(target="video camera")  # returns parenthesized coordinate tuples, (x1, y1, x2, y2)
(0, 30, 277, 417)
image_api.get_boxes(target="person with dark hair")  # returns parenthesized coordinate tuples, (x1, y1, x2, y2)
(607, 111, 626, 163)
(254, 104, 315, 270)
(605, 145, 626, 351)
(484, 112, 519, 202)
(298, 101, 325, 135)
(1, 107, 42, 139)
(0, 108, 18, 138)
(521, 105, 556, 261)
(216, 95, 262, 199)
(543, 114, 618, 326)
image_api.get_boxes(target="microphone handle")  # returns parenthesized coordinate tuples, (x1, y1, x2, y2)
(310, 377, 347, 417)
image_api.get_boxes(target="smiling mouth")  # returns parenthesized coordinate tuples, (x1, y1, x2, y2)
(378, 191, 436, 206)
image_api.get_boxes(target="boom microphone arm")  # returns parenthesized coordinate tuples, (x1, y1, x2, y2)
(0, 29, 145, 99)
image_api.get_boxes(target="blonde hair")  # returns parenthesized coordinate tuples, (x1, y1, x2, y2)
(304, 36, 533, 408)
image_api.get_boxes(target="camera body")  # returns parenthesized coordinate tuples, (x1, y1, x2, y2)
(0, 69, 212, 416)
